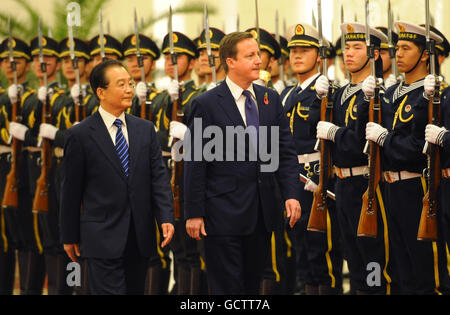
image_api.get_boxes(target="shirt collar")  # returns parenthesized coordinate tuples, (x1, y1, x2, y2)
(226, 76, 256, 101)
(98, 105, 126, 129)
(299, 73, 321, 91)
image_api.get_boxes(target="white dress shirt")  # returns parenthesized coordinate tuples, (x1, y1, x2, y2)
(225, 76, 258, 126)
(98, 106, 129, 145)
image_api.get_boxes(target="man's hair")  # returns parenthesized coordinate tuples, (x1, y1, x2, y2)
(90, 59, 126, 100)
(219, 32, 254, 73)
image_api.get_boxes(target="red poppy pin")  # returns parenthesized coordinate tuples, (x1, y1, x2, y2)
(264, 92, 269, 105)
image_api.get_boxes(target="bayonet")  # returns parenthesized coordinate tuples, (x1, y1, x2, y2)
(255, 0, 260, 48)
(67, 9, 82, 122)
(388, 0, 398, 79)
(99, 9, 106, 61)
(204, 3, 216, 84)
(134, 8, 146, 83)
(168, 5, 178, 82)
(275, 10, 284, 81)
(312, 9, 317, 28)
(365, 0, 376, 78)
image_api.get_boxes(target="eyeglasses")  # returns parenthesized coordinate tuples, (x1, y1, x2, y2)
(112, 80, 136, 90)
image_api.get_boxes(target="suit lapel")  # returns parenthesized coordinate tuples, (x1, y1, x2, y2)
(217, 82, 246, 127)
(89, 111, 127, 182)
(125, 114, 141, 183)
(253, 84, 269, 127)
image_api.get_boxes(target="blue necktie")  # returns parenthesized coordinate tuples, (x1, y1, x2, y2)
(242, 90, 259, 153)
(242, 90, 259, 129)
(114, 119, 130, 177)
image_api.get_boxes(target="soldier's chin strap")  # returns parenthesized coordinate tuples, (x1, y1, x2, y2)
(351, 57, 371, 75)
(405, 48, 425, 74)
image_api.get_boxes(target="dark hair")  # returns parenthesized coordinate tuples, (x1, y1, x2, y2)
(89, 59, 126, 100)
(219, 32, 254, 73)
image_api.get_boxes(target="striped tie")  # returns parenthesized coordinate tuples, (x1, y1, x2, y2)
(113, 119, 129, 177)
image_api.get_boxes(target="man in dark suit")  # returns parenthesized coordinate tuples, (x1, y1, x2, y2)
(60, 59, 175, 295)
(182, 32, 301, 295)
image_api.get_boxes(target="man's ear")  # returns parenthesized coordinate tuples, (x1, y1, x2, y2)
(96, 87, 104, 101)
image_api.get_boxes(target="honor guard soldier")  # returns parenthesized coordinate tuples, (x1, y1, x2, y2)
(27, 35, 72, 295)
(196, 27, 226, 91)
(161, 31, 203, 295)
(376, 26, 399, 88)
(280, 23, 343, 295)
(245, 27, 281, 88)
(315, 23, 395, 294)
(364, 22, 450, 294)
(85, 34, 123, 116)
(272, 35, 289, 94)
(38, 37, 92, 294)
(0, 37, 47, 295)
(0, 39, 14, 295)
(122, 33, 162, 120)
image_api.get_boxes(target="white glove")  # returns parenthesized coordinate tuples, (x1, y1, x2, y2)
(39, 123, 58, 140)
(9, 122, 28, 141)
(206, 82, 217, 91)
(304, 179, 318, 193)
(8, 84, 22, 104)
(71, 84, 81, 104)
(168, 80, 181, 102)
(366, 122, 388, 147)
(424, 74, 435, 98)
(135, 82, 148, 102)
(317, 121, 339, 142)
(425, 124, 448, 147)
(37, 86, 54, 103)
(384, 74, 397, 89)
(362, 75, 376, 98)
(315, 75, 329, 98)
(169, 121, 187, 141)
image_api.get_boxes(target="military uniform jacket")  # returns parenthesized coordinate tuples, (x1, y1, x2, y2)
(0, 82, 35, 146)
(315, 82, 370, 168)
(439, 86, 450, 169)
(158, 79, 201, 152)
(380, 79, 428, 173)
(281, 76, 321, 155)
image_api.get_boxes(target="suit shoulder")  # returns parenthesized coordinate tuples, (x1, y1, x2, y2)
(125, 113, 155, 129)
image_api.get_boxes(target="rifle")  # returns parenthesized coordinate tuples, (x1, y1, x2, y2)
(168, 6, 183, 220)
(33, 19, 52, 213)
(67, 12, 85, 122)
(2, 17, 23, 209)
(134, 8, 151, 121)
(418, 0, 439, 241)
(357, 0, 381, 238)
(307, 0, 332, 233)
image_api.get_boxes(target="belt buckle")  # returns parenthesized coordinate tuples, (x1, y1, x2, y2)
(336, 167, 343, 179)
(385, 172, 393, 184)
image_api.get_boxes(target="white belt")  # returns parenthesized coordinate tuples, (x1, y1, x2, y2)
(298, 152, 320, 164)
(0, 145, 12, 154)
(383, 171, 422, 183)
(162, 151, 172, 157)
(335, 165, 369, 179)
(442, 168, 450, 179)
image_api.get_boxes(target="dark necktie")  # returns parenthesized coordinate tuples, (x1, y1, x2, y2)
(113, 119, 130, 177)
(242, 90, 259, 129)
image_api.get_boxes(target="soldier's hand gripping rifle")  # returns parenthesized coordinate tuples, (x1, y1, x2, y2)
(134, 8, 151, 121)
(418, 0, 440, 241)
(307, 0, 332, 233)
(357, 0, 381, 238)
(68, 12, 85, 122)
(33, 19, 52, 213)
(168, 6, 183, 220)
(3, 18, 23, 209)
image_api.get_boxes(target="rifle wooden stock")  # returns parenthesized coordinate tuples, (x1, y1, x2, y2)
(2, 100, 22, 209)
(32, 96, 52, 213)
(307, 94, 333, 232)
(170, 94, 184, 220)
(417, 96, 440, 241)
(357, 94, 381, 238)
